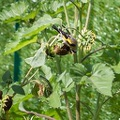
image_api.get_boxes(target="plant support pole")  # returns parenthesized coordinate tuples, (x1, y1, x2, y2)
(14, 23, 21, 81)
(14, 0, 21, 82)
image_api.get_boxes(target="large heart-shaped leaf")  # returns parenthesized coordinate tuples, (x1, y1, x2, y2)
(25, 47, 46, 68)
(89, 63, 114, 96)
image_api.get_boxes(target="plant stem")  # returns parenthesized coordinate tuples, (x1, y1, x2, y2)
(93, 93, 101, 120)
(5, 111, 9, 120)
(102, 89, 120, 105)
(28, 69, 39, 81)
(21, 67, 33, 85)
(55, 56, 62, 74)
(12, 68, 39, 98)
(73, 3, 79, 36)
(80, 46, 106, 63)
(21, 109, 55, 120)
(76, 84, 81, 120)
(74, 53, 78, 63)
(80, 101, 93, 116)
(63, 0, 71, 33)
(79, 7, 82, 31)
(21, 67, 34, 86)
(72, 0, 79, 63)
(84, 0, 92, 31)
(64, 92, 73, 120)
(24, 67, 33, 79)
(55, 56, 73, 120)
(93, 89, 120, 120)
(73, 1, 82, 120)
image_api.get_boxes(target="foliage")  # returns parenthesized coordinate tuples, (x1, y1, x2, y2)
(0, 0, 120, 120)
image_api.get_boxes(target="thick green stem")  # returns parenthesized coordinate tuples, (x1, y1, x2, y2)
(73, 2, 79, 63)
(93, 93, 101, 120)
(63, 0, 71, 33)
(55, 57, 73, 120)
(74, 53, 78, 63)
(76, 85, 81, 120)
(73, 4, 79, 36)
(72, 1, 82, 120)
(84, 0, 92, 31)
(55, 56, 62, 74)
(64, 92, 73, 120)
(79, 7, 82, 31)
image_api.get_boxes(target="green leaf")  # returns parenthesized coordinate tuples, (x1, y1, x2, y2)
(57, 72, 74, 92)
(0, 1, 28, 22)
(13, 94, 33, 104)
(112, 62, 120, 74)
(4, 35, 37, 55)
(48, 92, 61, 108)
(70, 63, 87, 83)
(63, 82, 74, 92)
(20, 14, 62, 37)
(57, 71, 66, 82)
(2, 70, 13, 84)
(4, 14, 62, 54)
(51, 1, 63, 11)
(89, 63, 114, 96)
(62, 73, 73, 88)
(41, 65, 52, 80)
(12, 85, 25, 95)
(52, 2, 75, 16)
(22, 8, 39, 21)
(81, 0, 88, 3)
(25, 47, 46, 68)
(19, 102, 26, 112)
